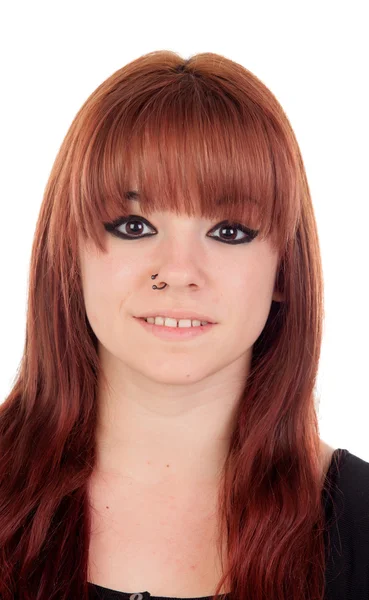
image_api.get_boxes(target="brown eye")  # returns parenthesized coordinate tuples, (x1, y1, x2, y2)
(124, 220, 144, 235)
(207, 221, 259, 245)
(103, 216, 258, 245)
(104, 215, 157, 239)
(219, 224, 240, 241)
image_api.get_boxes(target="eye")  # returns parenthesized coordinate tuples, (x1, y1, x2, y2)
(207, 221, 259, 245)
(104, 215, 157, 239)
(103, 216, 259, 245)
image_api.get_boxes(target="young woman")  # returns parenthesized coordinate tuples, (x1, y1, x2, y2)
(0, 50, 368, 600)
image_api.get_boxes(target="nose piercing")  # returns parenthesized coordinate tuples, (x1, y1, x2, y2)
(151, 274, 167, 290)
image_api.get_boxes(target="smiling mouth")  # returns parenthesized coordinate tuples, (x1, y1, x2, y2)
(134, 317, 216, 339)
(138, 317, 211, 327)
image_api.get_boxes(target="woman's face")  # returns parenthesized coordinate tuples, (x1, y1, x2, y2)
(78, 204, 282, 385)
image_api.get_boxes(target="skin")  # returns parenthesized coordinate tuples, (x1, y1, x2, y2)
(78, 202, 332, 490)
(81, 202, 336, 594)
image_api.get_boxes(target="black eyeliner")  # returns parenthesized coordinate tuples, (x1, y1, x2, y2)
(104, 214, 153, 231)
(104, 216, 259, 244)
(213, 220, 259, 241)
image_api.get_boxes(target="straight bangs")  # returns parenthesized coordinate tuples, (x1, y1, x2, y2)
(68, 58, 302, 256)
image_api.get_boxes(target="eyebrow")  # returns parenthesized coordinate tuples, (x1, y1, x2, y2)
(124, 190, 259, 207)
(125, 190, 141, 202)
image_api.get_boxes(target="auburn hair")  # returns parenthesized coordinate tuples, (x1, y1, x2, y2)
(0, 50, 328, 599)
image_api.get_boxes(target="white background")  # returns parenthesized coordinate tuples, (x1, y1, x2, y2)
(0, 1, 368, 460)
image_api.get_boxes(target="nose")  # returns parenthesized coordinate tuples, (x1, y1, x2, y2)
(151, 234, 207, 291)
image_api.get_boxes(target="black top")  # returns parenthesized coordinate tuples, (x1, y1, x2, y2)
(88, 448, 369, 600)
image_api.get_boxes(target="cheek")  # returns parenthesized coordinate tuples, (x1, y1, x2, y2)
(226, 262, 277, 331)
(227, 253, 276, 295)
(80, 256, 134, 328)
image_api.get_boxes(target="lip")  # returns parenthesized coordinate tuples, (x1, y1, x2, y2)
(134, 310, 217, 324)
(134, 316, 216, 341)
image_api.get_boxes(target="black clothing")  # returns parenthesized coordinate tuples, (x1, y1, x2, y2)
(88, 448, 369, 600)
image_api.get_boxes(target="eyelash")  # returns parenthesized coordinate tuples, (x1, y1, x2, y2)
(104, 215, 259, 245)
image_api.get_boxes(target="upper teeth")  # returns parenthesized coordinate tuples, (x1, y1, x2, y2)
(145, 317, 209, 327)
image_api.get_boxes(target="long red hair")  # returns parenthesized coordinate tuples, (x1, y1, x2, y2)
(0, 50, 327, 599)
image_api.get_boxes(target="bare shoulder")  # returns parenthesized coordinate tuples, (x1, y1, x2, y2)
(320, 440, 337, 475)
